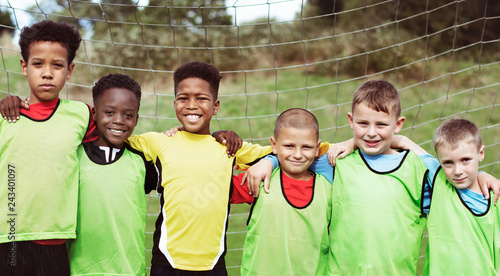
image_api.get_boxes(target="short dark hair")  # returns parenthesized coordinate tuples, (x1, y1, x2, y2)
(173, 61, 222, 99)
(19, 20, 81, 64)
(352, 80, 401, 118)
(92, 74, 141, 108)
(274, 108, 319, 140)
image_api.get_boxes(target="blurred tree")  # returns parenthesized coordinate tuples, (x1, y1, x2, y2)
(0, 8, 15, 36)
(29, 0, 234, 80)
(394, 0, 500, 53)
(302, 0, 343, 25)
(145, 0, 231, 26)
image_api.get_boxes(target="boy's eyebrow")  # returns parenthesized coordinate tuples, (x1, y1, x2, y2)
(101, 104, 136, 111)
(30, 57, 67, 63)
(459, 155, 473, 160)
(178, 91, 210, 95)
(355, 117, 391, 122)
(438, 157, 451, 163)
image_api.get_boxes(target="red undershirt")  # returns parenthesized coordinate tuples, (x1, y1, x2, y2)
(20, 98, 97, 245)
(231, 171, 314, 208)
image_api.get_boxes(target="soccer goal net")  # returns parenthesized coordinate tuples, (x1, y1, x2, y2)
(0, 0, 499, 274)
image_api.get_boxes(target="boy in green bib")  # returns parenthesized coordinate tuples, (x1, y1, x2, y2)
(246, 80, 500, 275)
(423, 119, 500, 275)
(67, 73, 158, 276)
(0, 20, 97, 275)
(239, 108, 331, 275)
(249, 80, 431, 274)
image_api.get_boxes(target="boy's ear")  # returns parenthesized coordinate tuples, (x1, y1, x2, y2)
(270, 136, 278, 155)
(347, 112, 354, 130)
(479, 145, 485, 162)
(20, 59, 28, 77)
(212, 99, 220, 115)
(316, 139, 321, 157)
(91, 107, 97, 122)
(394, 116, 406, 133)
(66, 62, 76, 79)
(134, 113, 139, 127)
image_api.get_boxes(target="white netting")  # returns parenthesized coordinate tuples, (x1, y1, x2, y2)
(0, 0, 498, 274)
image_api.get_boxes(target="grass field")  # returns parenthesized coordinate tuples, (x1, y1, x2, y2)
(0, 48, 498, 276)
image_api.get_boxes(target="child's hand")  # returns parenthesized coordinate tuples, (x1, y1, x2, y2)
(162, 126, 183, 136)
(212, 130, 242, 157)
(327, 138, 356, 166)
(477, 172, 500, 204)
(241, 159, 273, 197)
(0, 96, 29, 123)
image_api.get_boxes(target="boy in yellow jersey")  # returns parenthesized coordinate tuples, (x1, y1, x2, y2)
(423, 119, 500, 275)
(126, 61, 275, 275)
(236, 108, 332, 275)
(0, 20, 96, 275)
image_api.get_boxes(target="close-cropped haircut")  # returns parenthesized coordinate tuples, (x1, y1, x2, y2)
(433, 119, 482, 153)
(274, 108, 319, 140)
(19, 20, 81, 65)
(92, 74, 142, 108)
(352, 80, 401, 118)
(173, 61, 222, 99)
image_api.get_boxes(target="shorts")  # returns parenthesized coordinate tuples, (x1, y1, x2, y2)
(0, 241, 70, 276)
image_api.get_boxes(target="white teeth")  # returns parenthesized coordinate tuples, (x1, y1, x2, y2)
(186, 115, 200, 119)
(110, 129, 125, 134)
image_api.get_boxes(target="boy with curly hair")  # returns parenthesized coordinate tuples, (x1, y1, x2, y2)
(0, 20, 96, 275)
(68, 74, 158, 276)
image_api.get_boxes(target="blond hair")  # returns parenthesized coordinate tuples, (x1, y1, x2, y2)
(433, 119, 482, 153)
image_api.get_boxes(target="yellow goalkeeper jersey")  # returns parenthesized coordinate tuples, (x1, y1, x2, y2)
(127, 131, 272, 271)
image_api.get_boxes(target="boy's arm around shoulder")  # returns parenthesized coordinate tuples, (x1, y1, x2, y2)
(477, 173, 500, 204)
(327, 138, 356, 166)
(391, 135, 428, 155)
(242, 158, 274, 197)
(0, 96, 29, 123)
(233, 142, 273, 171)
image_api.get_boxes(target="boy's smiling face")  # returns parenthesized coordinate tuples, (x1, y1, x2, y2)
(437, 142, 485, 192)
(348, 101, 405, 155)
(21, 41, 75, 104)
(93, 88, 139, 148)
(271, 127, 320, 180)
(174, 77, 220, 135)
